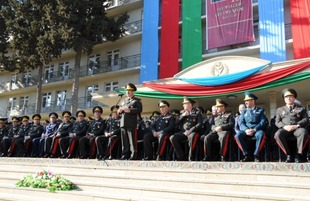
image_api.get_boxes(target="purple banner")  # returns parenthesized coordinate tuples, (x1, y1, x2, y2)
(206, 0, 254, 49)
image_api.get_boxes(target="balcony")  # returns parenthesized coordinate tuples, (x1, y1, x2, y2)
(0, 76, 38, 92)
(123, 20, 142, 35)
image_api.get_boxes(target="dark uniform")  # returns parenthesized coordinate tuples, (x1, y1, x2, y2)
(274, 88, 309, 163)
(9, 116, 31, 157)
(60, 110, 89, 158)
(96, 105, 121, 160)
(204, 99, 234, 161)
(0, 118, 8, 155)
(170, 98, 202, 161)
(16, 114, 44, 157)
(119, 83, 143, 160)
(143, 100, 174, 160)
(1, 117, 19, 156)
(79, 106, 106, 159)
(32, 113, 59, 157)
(45, 111, 73, 158)
(235, 92, 267, 162)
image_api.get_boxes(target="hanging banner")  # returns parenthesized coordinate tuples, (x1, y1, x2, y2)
(206, 0, 254, 49)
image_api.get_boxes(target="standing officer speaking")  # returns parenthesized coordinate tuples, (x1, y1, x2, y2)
(118, 83, 142, 160)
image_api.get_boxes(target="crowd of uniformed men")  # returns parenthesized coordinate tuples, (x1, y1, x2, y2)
(0, 83, 309, 163)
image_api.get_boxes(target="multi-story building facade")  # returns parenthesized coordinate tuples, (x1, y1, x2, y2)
(0, 0, 309, 121)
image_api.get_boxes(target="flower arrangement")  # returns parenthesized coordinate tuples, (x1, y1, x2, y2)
(16, 170, 76, 192)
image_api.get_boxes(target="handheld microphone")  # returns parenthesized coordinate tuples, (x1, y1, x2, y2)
(118, 93, 124, 97)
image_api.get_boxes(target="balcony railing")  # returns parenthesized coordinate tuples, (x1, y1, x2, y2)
(124, 20, 142, 35)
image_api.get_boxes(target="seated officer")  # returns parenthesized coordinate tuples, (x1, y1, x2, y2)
(274, 88, 309, 163)
(1, 117, 19, 157)
(96, 105, 121, 160)
(203, 99, 234, 161)
(170, 97, 202, 161)
(235, 92, 267, 162)
(143, 100, 174, 160)
(0, 117, 8, 155)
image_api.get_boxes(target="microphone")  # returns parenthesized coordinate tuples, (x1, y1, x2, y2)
(118, 93, 124, 97)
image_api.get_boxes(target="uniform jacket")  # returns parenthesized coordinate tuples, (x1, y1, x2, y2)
(87, 118, 106, 136)
(151, 112, 174, 134)
(211, 112, 234, 132)
(28, 124, 44, 139)
(177, 108, 202, 133)
(240, 106, 267, 132)
(0, 126, 8, 139)
(120, 96, 143, 128)
(275, 104, 309, 129)
(44, 122, 59, 136)
(105, 117, 120, 134)
(7, 125, 20, 138)
(16, 124, 31, 138)
(71, 120, 89, 137)
(56, 122, 73, 137)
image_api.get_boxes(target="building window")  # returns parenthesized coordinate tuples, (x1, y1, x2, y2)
(8, 97, 17, 111)
(105, 81, 119, 92)
(44, 65, 54, 81)
(107, 50, 120, 69)
(89, 54, 101, 69)
(42, 92, 52, 108)
(86, 85, 99, 108)
(59, 62, 69, 78)
(23, 71, 31, 86)
(56, 90, 67, 106)
(20, 96, 29, 110)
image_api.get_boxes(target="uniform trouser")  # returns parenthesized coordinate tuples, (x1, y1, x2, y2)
(79, 136, 96, 157)
(170, 132, 200, 161)
(1, 138, 12, 155)
(44, 136, 53, 154)
(204, 131, 230, 158)
(8, 137, 22, 155)
(235, 130, 265, 156)
(105, 134, 120, 157)
(143, 132, 170, 160)
(96, 136, 109, 157)
(15, 138, 32, 156)
(59, 136, 81, 156)
(31, 137, 46, 157)
(121, 127, 137, 159)
(274, 128, 308, 155)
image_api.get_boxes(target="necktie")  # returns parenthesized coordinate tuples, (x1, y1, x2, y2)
(289, 106, 293, 112)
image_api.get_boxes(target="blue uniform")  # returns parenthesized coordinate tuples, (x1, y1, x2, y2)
(235, 106, 267, 157)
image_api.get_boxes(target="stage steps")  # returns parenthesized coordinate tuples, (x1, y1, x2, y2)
(0, 158, 309, 201)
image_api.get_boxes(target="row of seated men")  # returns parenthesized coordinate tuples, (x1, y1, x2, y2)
(0, 88, 308, 163)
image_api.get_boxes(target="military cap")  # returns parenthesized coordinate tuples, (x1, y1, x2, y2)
(49, 112, 58, 118)
(92, 106, 103, 114)
(125, 83, 137, 91)
(182, 97, 195, 104)
(158, 100, 170, 107)
(21, 116, 30, 122)
(171, 109, 180, 116)
(205, 110, 212, 115)
(12, 116, 20, 122)
(0, 117, 7, 123)
(70, 116, 77, 121)
(282, 88, 297, 99)
(76, 110, 86, 117)
(215, 99, 228, 107)
(32, 114, 41, 120)
(110, 105, 120, 113)
(62, 111, 72, 117)
(244, 92, 258, 101)
(150, 111, 160, 119)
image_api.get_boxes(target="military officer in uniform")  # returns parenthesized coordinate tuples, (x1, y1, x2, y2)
(118, 83, 143, 160)
(0, 117, 8, 156)
(45, 111, 73, 158)
(79, 106, 106, 159)
(1, 117, 19, 157)
(60, 110, 89, 158)
(96, 105, 121, 160)
(143, 100, 175, 160)
(32, 112, 59, 157)
(8, 116, 31, 157)
(235, 92, 267, 162)
(274, 88, 308, 163)
(16, 114, 44, 157)
(203, 99, 234, 161)
(170, 97, 202, 161)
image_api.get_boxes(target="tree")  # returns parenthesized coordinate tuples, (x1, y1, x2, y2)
(0, 0, 66, 113)
(56, 0, 129, 114)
